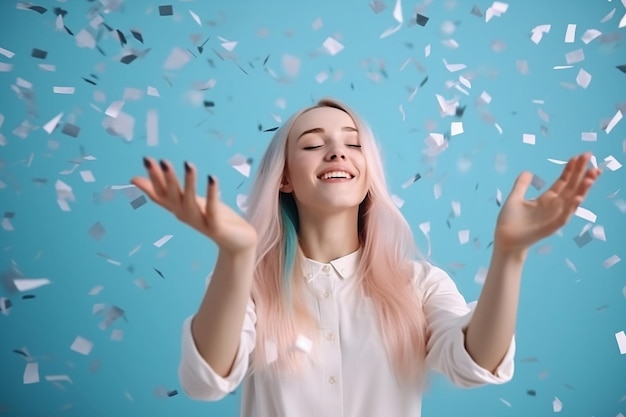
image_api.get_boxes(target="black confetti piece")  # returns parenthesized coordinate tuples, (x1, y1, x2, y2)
(64, 25, 74, 36)
(617, 64, 626, 74)
(13, 349, 28, 357)
(121, 54, 138, 64)
(53, 7, 67, 17)
(31, 48, 47, 59)
(526, 389, 536, 396)
(263, 127, 279, 132)
(116, 29, 127, 46)
(130, 29, 144, 43)
(82, 77, 97, 86)
(419, 76, 428, 87)
(416, 14, 429, 26)
(159, 5, 173, 16)
(24, 4, 47, 14)
(22, 294, 35, 300)
(130, 195, 147, 209)
(203, 100, 215, 108)
(62, 123, 80, 138)
(154, 268, 165, 279)
(166, 390, 178, 397)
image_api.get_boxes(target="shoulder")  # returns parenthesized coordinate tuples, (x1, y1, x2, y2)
(409, 259, 458, 299)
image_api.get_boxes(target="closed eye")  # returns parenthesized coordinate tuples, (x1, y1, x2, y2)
(303, 145, 362, 150)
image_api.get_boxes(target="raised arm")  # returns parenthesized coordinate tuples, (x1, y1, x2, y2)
(465, 152, 601, 372)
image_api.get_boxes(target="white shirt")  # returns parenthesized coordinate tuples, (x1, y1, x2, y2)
(178, 248, 516, 417)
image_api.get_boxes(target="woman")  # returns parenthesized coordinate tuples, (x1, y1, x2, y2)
(130, 98, 601, 417)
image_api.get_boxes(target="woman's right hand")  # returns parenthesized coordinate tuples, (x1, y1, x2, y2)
(130, 157, 258, 255)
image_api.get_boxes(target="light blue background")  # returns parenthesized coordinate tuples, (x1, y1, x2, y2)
(1, 0, 625, 416)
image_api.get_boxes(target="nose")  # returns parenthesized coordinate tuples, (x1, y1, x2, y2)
(325, 145, 346, 161)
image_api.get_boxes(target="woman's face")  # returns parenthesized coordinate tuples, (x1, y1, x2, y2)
(282, 106, 369, 216)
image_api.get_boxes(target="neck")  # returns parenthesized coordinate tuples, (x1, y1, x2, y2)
(297, 207, 360, 263)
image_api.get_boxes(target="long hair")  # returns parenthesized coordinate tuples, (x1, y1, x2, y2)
(244, 98, 428, 384)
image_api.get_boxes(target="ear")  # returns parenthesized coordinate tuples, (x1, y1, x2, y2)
(280, 177, 293, 193)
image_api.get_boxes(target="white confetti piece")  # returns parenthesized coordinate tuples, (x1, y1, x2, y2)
(622, 285, 626, 299)
(105, 100, 124, 118)
(616, 331, 626, 354)
(425, 44, 431, 57)
(601, 8, 616, 23)
(80, 171, 95, 183)
(575, 68, 591, 89)
(581, 29, 602, 44)
(14, 278, 50, 292)
(516, 60, 529, 74)
(322, 37, 344, 55)
(70, 336, 93, 355)
(147, 86, 160, 97)
(312, 17, 323, 30)
(391, 194, 404, 208)
(146, 109, 158, 147)
(88, 285, 103, 295)
(581, 132, 597, 142)
(229, 154, 252, 177)
(499, 398, 512, 407)
(451, 201, 461, 217)
(574, 206, 597, 223)
(564, 24, 576, 43)
(53, 86, 75, 94)
(153, 234, 173, 248)
(480, 91, 492, 104)
(565, 49, 585, 64)
(379, 0, 403, 38)
(23, 363, 39, 384)
(619, 12, 626, 29)
(111, 329, 124, 341)
(0, 46, 15, 58)
(553, 65, 573, 70)
(485, 1, 508, 22)
(163, 47, 192, 70)
(189, 10, 201, 26)
(295, 334, 313, 353)
(443, 59, 466, 72)
(530, 24, 551, 44)
(451, 121, 463, 136)
(75, 29, 96, 48)
(496, 188, 502, 206)
(45, 374, 72, 383)
(604, 155, 622, 171)
(43, 112, 63, 134)
(315, 71, 328, 83)
(603, 255, 621, 269)
(433, 182, 442, 199)
(553, 397, 563, 412)
(523, 133, 535, 145)
(565, 258, 577, 273)
(282, 54, 300, 77)
(474, 266, 488, 285)
(605, 110, 623, 134)
(458, 230, 470, 244)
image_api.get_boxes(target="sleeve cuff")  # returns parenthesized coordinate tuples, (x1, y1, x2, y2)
(450, 309, 516, 387)
(178, 315, 250, 400)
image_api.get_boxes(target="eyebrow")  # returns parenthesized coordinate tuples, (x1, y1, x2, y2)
(296, 126, 358, 141)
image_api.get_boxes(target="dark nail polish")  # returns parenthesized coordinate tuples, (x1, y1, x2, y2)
(208, 175, 214, 185)
(143, 157, 151, 168)
(184, 161, 191, 173)
(160, 160, 168, 172)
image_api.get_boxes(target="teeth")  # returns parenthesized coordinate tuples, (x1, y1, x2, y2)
(321, 171, 351, 180)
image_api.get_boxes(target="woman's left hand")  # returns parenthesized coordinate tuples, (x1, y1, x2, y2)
(494, 152, 602, 253)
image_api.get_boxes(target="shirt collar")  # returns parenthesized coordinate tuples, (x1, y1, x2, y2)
(301, 247, 362, 282)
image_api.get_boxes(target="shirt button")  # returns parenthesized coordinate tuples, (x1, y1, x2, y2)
(326, 332, 333, 341)
(329, 376, 335, 384)
(322, 291, 330, 298)
(322, 265, 331, 274)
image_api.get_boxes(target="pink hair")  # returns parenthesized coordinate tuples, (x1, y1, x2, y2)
(244, 98, 428, 384)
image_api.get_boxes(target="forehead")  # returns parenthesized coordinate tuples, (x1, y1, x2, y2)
(290, 106, 356, 137)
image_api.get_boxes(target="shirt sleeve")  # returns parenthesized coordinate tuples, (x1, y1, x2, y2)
(178, 294, 257, 401)
(415, 261, 515, 388)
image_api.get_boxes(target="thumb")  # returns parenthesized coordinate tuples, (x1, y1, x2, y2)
(510, 171, 533, 201)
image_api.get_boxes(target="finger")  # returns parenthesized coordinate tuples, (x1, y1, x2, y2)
(159, 159, 184, 212)
(143, 157, 167, 197)
(181, 161, 203, 220)
(561, 153, 591, 200)
(130, 176, 163, 203)
(205, 174, 218, 218)
(573, 168, 601, 202)
(549, 156, 577, 195)
(509, 171, 533, 201)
